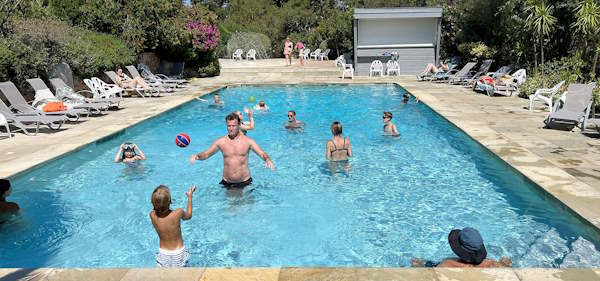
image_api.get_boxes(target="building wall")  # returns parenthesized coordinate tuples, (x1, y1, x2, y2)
(357, 18, 437, 46)
(354, 17, 439, 75)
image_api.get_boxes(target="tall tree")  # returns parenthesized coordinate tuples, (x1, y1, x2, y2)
(526, 0, 557, 80)
(572, 0, 600, 78)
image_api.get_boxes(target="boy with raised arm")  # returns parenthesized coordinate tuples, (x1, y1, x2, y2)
(150, 184, 196, 267)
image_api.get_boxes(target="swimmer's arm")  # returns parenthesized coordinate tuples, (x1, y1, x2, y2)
(240, 111, 254, 131)
(346, 139, 353, 157)
(249, 139, 274, 170)
(134, 144, 146, 160)
(247, 110, 254, 129)
(5, 202, 19, 212)
(326, 141, 332, 160)
(190, 139, 220, 163)
(114, 146, 123, 163)
(182, 184, 196, 220)
(392, 124, 399, 136)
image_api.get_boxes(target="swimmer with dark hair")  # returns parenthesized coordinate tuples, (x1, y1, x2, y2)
(0, 179, 19, 216)
(382, 112, 399, 136)
(284, 110, 305, 131)
(114, 142, 147, 163)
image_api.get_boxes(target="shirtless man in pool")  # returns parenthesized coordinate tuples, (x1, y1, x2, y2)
(189, 112, 274, 188)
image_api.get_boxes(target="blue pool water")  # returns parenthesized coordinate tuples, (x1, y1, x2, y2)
(2, 84, 600, 268)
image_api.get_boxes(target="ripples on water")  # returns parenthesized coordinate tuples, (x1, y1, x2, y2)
(2, 84, 599, 268)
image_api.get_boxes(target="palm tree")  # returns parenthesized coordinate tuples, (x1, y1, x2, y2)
(572, 0, 600, 78)
(526, 0, 557, 80)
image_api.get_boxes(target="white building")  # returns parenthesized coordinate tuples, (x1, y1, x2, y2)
(353, 8, 443, 75)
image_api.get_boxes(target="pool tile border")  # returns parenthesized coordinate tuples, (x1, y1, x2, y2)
(2, 268, 599, 281)
(2, 78, 600, 279)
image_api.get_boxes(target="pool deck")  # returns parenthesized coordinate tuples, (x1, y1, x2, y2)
(2, 59, 600, 280)
(1, 267, 600, 281)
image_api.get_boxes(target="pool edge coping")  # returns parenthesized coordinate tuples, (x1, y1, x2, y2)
(1, 267, 599, 280)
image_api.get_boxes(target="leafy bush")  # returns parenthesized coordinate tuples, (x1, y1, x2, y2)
(64, 29, 136, 78)
(458, 42, 497, 62)
(226, 32, 272, 59)
(3, 18, 135, 87)
(0, 38, 47, 86)
(216, 22, 245, 58)
(519, 53, 588, 98)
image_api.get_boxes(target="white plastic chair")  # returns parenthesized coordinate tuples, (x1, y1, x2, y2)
(310, 49, 321, 60)
(246, 49, 256, 61)
(319, 49, 330, 60)
(0, 112, 11, 138)
(386, 60, 400, 76)
(369, 60, 383, 77)
(335, 55, 344, 68)
(336, 56, 354, 79)
(302, 49, 311, 60)
(528, 80, 565, 111)
(232, 49, 243, 60)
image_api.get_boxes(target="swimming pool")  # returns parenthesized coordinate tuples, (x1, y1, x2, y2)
(2, 84, 600, 268)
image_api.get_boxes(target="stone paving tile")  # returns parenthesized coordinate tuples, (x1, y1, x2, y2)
(0, 268, 53, 281)
(514, 268, 600, 281)
(199, 268, 279, 281)
(42, 268, 128, 281)
(433, 268, 520, 281)
(354, 268, 438, 281)
(278, 268, 357, 281)
(120, 268, 205, 281)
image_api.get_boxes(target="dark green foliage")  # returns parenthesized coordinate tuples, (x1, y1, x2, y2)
(78, 0, 124, 36)
(48, 0, 83, 25)
(519, 53, 588, 98)
(2, 18, 135, 88)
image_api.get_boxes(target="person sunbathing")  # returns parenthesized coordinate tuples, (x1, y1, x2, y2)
(417, 60, 451, 79)
(115, 68, 151, 91)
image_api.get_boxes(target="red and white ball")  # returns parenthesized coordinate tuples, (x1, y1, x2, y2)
(175, 133, 191, 148)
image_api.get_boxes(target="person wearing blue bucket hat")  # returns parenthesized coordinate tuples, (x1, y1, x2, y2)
(412, 227, 512, 268)
(448, 227, 488, 264)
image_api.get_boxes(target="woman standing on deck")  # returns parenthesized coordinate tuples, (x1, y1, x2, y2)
(296, 40, 304, 66)
(284, 37, 293, 66)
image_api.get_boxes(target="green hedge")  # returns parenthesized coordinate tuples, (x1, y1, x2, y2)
(2, 18, 135, 88)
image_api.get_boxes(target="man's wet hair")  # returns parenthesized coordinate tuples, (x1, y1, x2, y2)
(225, 112, 241, 124)
(288, 110, 296, 116)
(383, 111, 393, 119)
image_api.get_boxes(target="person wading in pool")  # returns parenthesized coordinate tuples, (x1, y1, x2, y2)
(411, 227, 512, 268)
(382, 111, 399, 136)
(189, 112, 274, 188)
(284, 110, 305, 131)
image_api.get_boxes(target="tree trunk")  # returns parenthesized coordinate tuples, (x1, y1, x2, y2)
(533, 37, 538, 73)
(541, 38, 545, 86)
(592, 44, 599, 79)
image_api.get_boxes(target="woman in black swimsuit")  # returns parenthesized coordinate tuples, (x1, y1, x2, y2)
(326, 121, 352, 162)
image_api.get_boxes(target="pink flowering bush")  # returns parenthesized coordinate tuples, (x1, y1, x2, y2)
(186, 20, 220, 52)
